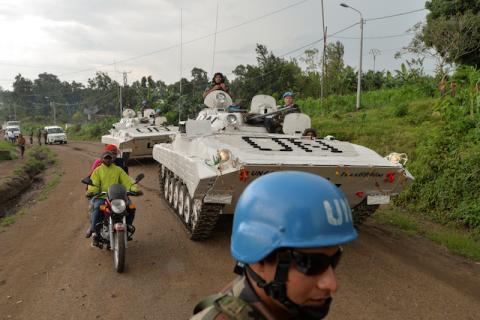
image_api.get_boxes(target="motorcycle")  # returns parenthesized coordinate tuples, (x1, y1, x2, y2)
(81, 173, 144, 273)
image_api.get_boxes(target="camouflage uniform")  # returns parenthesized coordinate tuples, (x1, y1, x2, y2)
(191, 276, 267, 320)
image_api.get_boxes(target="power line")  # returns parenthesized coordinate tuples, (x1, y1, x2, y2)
(366, 8, 427, 21)
(328, 22, 360, 37)
(332, 32, 414, 40)
(58, 0, 311, 77)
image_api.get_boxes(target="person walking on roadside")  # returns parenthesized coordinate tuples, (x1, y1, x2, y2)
(17, 133, 26, 160)
(191, 171, 357, 320)
(43, 129, 48, 145)
(37, 128, 42, 145)
(29, 129, 34, 145)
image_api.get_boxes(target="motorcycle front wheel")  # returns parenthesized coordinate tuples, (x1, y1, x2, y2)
(113, 231, 126, 273)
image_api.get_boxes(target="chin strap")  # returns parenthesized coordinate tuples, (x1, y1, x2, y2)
(240, 251, 332, 320)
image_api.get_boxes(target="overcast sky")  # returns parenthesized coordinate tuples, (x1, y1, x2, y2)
(0, 0, 429, 89)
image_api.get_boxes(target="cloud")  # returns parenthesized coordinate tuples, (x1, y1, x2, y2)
(0, 0, 431, 89)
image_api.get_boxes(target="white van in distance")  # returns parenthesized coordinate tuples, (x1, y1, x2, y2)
(44, 126, 68, 144)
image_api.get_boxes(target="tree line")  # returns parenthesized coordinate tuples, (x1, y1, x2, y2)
(0, 0, 477, 124)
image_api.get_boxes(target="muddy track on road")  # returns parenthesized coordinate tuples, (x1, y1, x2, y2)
(0, 141, 479, 320)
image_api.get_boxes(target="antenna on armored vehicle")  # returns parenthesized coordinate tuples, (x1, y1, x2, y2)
(179, 8, 183, 125)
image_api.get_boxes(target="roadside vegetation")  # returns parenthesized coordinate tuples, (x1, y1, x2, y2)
(374, 208, 480, 261)
(0, 140, 18, 160)
(66, 117, 116, 141)
(0, 146, 57, 229)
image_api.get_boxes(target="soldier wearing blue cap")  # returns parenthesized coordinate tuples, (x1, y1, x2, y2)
(192, 171, 358, 320)
(280, 91, 300, 113)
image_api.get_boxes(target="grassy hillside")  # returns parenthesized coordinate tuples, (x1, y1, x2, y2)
(300, 83, 480, 237)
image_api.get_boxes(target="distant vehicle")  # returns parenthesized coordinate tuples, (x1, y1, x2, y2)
(44, 126, 68, 144)
(4, 126, 20, 141)
(2, 121, 21, 132)
(101, 108, 176, 161)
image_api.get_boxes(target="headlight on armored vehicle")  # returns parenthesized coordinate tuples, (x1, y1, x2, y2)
(218, 149, 232, 162)
(111, 199, 126, 213)
(226, 114, 238, 125)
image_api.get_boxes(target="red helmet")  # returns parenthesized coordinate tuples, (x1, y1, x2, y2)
(104, 144, 118, 153)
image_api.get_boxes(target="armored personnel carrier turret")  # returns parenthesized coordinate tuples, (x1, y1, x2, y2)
(102, 108, 177, 161)
(153, 91, 414, 240)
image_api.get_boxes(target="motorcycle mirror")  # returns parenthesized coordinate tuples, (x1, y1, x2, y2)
(81, 177, 93, 186)
(135, 173, 145, 183)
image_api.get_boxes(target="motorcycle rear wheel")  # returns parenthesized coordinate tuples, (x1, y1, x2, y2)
(113, 231, 126, 273)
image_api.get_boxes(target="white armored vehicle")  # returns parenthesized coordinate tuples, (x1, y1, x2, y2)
(102, 108, 176, 161)
(153, 91, 414, 240)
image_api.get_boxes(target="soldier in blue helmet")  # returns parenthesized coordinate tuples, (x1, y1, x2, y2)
(192, 171, 358, 320)
(280, 91, 301, 113)
(264, 92, 301, 133)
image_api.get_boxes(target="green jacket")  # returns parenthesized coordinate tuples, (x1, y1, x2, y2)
(87, 163, 138, 196)
(191, 276, 267, 320)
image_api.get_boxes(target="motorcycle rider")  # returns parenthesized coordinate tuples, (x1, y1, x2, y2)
(86, 151, 141, 246)
(192, 171, 357, 320)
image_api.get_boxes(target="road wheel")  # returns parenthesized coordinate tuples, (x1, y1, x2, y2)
(168, 177, 176, 205)
(163, 174, 170, 200)
(173, 180, 181, 210)
(158, 165, 165, 195)
(352, 199, 379, 226)
(188, 200, 222, 241)
(113, 231, 126, 273)
(177, 184, 186, 218)
(183, 192, 192, 224)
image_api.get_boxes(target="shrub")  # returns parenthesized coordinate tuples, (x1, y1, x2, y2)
(393, 103, 409, 117)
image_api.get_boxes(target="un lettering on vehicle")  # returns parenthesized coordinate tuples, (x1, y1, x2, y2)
(249, 170, 273, 177)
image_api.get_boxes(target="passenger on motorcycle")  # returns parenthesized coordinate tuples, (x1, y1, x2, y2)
(89, 144, 128, 175)
(86, 151, 141, 246)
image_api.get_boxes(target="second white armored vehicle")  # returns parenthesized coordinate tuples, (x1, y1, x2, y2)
(101, 108, 176, 161)
(153, 91, 414, 240)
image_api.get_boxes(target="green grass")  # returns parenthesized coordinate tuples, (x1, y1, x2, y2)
(426, 230, 480, 261)
(0, 146, 59, 229)
(66, 117, 116, 141)
(373, 208, 480, 261)
(373, 209, 419, 236)
(0, 140, 18, 160)
(0, 209, 26, 229)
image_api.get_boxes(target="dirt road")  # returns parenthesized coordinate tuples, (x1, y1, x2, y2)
(0, 141, 479, 320)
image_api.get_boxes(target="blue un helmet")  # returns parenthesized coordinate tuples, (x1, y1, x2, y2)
(232, 171, 357, 319)
(282, 91, 294, 98)
(231, 171, 357, 264)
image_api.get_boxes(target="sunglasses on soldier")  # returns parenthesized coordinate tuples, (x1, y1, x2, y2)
(290, 248, 343, 276)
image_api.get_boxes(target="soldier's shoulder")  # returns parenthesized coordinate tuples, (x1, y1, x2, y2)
(191, 295, 265, 320)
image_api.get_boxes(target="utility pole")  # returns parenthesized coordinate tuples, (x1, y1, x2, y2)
(340, 3, 364, 111)
(50, 101, 56, 125)
(369, 48, 381, 72)
(321, 0, 326, 103)
(116, 70, 131, 117)
(179, 8, 183, 124)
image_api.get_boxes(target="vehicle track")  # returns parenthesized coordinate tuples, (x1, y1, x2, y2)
(0, 141, 479, 320)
